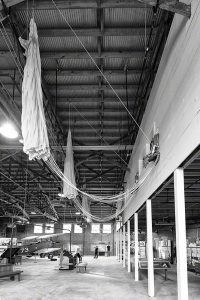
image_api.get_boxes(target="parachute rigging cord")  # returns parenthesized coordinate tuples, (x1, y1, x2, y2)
(45, 154, 157, 222)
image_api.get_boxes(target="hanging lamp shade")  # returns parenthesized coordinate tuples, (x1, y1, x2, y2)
(20, 18, 50, 161)
(63, 129, 78, 199)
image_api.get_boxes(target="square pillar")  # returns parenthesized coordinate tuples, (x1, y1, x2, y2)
(134, 213, 139, 281)
(174, 168, 188, 300)
(146, 199, 154, 297)
(127, 219, 131, 272)
(123, 224, 126, 268)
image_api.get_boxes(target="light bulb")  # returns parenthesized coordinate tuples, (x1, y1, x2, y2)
(0, 123, 18, 139)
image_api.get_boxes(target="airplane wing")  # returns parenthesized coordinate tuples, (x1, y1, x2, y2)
(34, 247, 61, 254)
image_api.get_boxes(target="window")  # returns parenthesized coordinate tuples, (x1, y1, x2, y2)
(34, 224, 43, 234)
(103, 224, 111, 234)
(74, 224, 82, 233)
(91, 223, 100, 233)
(63, 223, 71, 233)
(45, 223, 54, 234)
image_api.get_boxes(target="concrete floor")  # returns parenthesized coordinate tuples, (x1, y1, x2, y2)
(0, 256, 199, 300)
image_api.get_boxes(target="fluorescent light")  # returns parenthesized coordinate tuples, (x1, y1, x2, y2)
(30, 211, 37, 215)
(0, 123, 18, 139)
(75, 212, 81, 215)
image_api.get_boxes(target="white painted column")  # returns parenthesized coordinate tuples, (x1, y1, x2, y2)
(118, 230, 120, 261)
(119, 228, 122, 263)
(146, 199, 154, 297)
(134, 213, 139, 281)
(127, 219, 131, 272)
(174, 168, 188, 300)
(115, 230, 117, 258)
(123, 224, 126, 268)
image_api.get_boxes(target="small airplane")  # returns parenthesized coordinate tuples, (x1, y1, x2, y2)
(18, 233, 71, 257)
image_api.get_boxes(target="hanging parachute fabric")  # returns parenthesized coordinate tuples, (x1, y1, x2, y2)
(63, 129, 78, 199)
(20, 18, 50, 161)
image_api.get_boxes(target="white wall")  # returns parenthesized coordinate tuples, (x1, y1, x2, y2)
(124, 0, 200, 223)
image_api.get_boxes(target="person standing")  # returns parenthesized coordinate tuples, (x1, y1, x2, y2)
(107, 243, 111, 256)
(173, 246, 176, 264)
(94, 246, 99, 258)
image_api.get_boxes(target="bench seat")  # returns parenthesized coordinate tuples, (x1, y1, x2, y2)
(0, 270, 23, 281)
(139, 260, 170, 280)
(59, 263, 74, 270)
(76, 263, 87, 272)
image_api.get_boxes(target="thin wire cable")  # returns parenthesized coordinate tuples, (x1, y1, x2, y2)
(51, 0, 151, 143)
(145, 4, 147, 52)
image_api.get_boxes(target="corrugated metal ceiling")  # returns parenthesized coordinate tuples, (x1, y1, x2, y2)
(0, 0, 174, 222)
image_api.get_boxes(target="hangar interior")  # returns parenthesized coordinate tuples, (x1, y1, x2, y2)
(0, 0, 199, 299)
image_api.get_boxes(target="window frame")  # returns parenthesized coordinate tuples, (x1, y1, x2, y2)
(91, 223, 100, 233)
(103, 224, 111, 234)
(62, 223, 72, 233)
(34, 223, 43, 234)
(74, 224, 83, 233)
(45, 223, 54, 234)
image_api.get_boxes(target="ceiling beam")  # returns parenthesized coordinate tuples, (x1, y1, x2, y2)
(39, 27, 152, 37)
(0, 0, 24, 10)
(0, 69, 145, 76)
(0, 145, 134, 151)
(137, 0, 191, 18)
(14, 0, 152, 10)
(0, 50, 146, 60)
(45, 84, 138, 90)
(2, 27, 153, 37)
(41, 50, 145, 60)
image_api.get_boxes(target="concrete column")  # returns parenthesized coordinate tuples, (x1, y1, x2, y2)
(134, 213, 139, 281)
(146, 199, 154, 297)
(123, 224, 126, 268)
(174, 168, 188, 300)
(127, 219, 131, 272)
